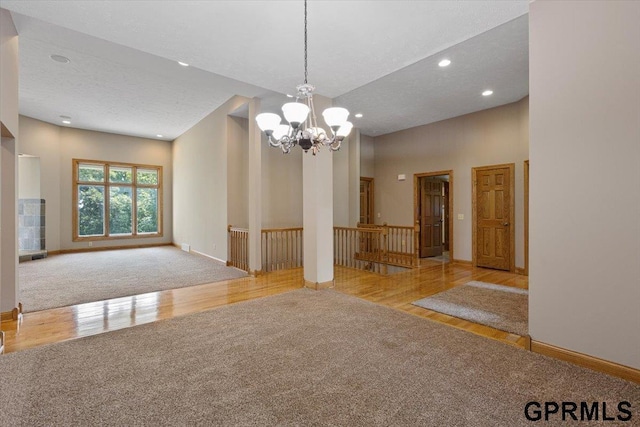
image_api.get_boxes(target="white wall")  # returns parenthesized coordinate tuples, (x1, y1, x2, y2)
(173, 96, 249, 260)
(373, 98, 529, 266)
(333, 135, 350, 227)
(360, 134, 375, 178)
(348, 130, 361, 227)
(227, 116, 249, 228)
(529, 0, 640, 369)
(18, 156, 40, 199)
(261, 131, 303, 229)
(19, 116, 173, 251)
(0, 8, 18, 137)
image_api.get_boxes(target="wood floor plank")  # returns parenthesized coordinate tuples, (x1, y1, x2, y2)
(0, 263, 528, 354)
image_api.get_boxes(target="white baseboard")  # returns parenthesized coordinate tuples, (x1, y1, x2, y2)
(190, 248, 227, 265)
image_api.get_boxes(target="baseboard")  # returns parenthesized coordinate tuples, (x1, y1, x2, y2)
(190, 249, 227, 265)
(0, 331, 5, 355)
(515, 267, 528, 276)
(452, 259, 472, 266)
(531, 340, 640, 384)
(304, 279, 334, 290)
(50, 242, 172, 255)
(248, 269, 263, 277)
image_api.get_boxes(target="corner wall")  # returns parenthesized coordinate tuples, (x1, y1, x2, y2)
(172, 96, 249, 260)
(0, 8, 19, 314)
(372, 98, 529, 266)
(529, 0, 640, 369)
(227, 116, 249, 228)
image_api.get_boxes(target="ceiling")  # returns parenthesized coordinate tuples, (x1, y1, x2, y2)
(1, 1, 529, 140)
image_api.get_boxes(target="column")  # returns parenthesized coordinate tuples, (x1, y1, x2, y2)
(247, 98, 262, 274)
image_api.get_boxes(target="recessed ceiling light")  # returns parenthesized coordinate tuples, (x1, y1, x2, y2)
(286, 94, 294, 98)
(178, 61, 189, 67)
(438, 59, 451, 67)
(355, 113, 363, 118)
(62, 120, 71, 125)
(50, 54, 70, 64)
(59, 115, 71, 120)
(482, 90, 494, 96)
(156, 134, 164, 138)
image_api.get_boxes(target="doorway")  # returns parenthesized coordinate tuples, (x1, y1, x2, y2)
(414, 171, 453, 262)
(472, 163, 515, 271)
(359, 177, 374, 224)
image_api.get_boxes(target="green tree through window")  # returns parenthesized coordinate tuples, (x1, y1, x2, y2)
(74, 160, 161, 240)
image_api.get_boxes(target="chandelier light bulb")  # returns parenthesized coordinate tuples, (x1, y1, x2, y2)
(336, 121, 353, 138)
(272, 124, 290, 140)
(256, 113, 281, 133)
(322, 107, 349, 128)
(282, 102, 310, 127)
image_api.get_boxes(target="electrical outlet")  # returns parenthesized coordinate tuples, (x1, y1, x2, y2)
(88, 241, 93, 247)
(457, 214, 464, 220)
(213, 243, 217, 250)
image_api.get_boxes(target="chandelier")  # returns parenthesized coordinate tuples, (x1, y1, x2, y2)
(255, 0, 353, 155)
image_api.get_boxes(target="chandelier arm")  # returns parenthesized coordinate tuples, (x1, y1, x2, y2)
(329, 140, 342, 151)
(267, 135, 282, 147)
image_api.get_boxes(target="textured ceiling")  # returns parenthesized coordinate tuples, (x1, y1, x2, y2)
(1, 0, 529, 139)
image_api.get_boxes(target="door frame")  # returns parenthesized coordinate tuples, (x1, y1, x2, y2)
(524, 160, 529, 276)
(359, 177, 374, 225)
(472, 163, 515, 272)
(413, 170, 454, 261)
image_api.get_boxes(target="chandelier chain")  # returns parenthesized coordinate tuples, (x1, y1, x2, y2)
(304, 0, 308, 84)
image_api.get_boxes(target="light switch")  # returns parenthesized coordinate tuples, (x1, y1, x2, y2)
(457, 214, 464, 220)
(377, 213, 381, 218)
(398, 174, 406, 181)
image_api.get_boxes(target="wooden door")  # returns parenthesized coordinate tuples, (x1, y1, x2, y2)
(474, 165, 513, 271)
(359, 177, 374, 224)
(419, 177, 443, 257)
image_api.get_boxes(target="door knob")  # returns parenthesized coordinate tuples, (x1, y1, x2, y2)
(503, 222, 509, 226)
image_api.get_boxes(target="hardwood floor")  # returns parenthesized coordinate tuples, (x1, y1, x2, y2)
(0, 263, 528, 354)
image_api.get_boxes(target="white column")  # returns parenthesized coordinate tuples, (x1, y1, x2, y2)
(303, 147, 334, 288)
(247, 98, 262, 274)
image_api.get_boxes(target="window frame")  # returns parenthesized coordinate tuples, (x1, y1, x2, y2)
(72, 159, 163, 241)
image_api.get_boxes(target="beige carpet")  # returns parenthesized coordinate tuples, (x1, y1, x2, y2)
(19, 246, 247, 312)
(1, 289, 637, 426)
(412, 281, 528, 336)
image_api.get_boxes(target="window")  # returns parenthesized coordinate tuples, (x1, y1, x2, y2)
(73, 159, 162, 241)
